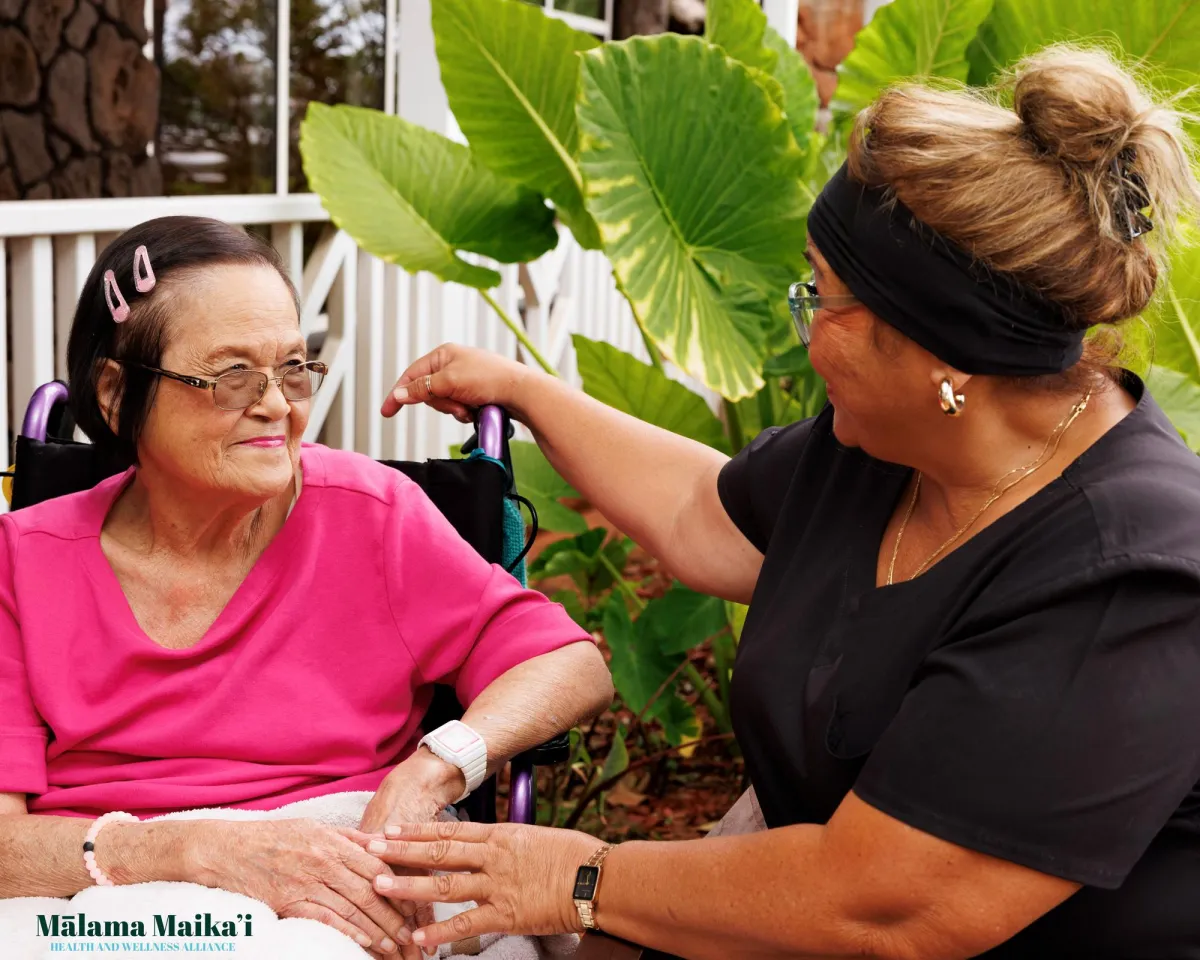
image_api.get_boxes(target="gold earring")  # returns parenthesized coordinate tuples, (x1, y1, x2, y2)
(938, 378, 965, 416)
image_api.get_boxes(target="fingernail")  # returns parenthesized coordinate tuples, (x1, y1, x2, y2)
(412, 931, 425, 944)
(368, 840, 387, 853)
(380, 937, 397, 953)
(393, 386, 409, 402)
(376, 875, 394, 890)
(384, 825, 403, 838)
(425, 947, 437, 957)
(394, 927, 412, 945)
(355, 933, 371, 947)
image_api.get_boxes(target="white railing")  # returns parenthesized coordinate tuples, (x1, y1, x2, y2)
(0, 193, 646, 477)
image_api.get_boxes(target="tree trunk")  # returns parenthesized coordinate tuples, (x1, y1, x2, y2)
(613, 0, 672, 39)
(797, 0, 865, 106)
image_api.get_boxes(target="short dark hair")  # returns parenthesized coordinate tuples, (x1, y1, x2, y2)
(67, 216, 300, 468)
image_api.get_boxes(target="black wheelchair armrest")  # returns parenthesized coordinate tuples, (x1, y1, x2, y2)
(516, 731, 571, 766)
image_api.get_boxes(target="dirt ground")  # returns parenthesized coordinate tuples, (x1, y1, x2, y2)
(510, 504, 747, 841)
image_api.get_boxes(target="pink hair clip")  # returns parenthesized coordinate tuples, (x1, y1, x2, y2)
(133, 244, 156, 294)
(103, 270, 129, 323)
(102, 245, 155, 323)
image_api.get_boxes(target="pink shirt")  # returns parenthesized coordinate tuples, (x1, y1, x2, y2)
(0, 444, 590, 818)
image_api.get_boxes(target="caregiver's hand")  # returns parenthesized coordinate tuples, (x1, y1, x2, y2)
(381, 344, 534, 424)
(188, 817, 411, 956)
(359, 749, 467, 957)
(361, 820, 606, 949)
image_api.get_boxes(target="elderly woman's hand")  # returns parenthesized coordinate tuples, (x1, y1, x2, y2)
(359, 820, 606, 950)
(358, 749, 471, 956)
(188, 817, 413, 956)
(360, 749, 466, 833)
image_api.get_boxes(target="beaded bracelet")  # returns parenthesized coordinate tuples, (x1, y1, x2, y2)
(83, 811, 139, 886)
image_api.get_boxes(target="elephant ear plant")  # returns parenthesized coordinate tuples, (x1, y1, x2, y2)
(300, 0, 1200, 829)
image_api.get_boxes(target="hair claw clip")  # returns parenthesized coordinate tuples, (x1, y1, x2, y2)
(103, 270, 130, 323)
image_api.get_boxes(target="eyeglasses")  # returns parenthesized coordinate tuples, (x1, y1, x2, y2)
(125, 360, 328, 411)
(787, 281, 860, 347)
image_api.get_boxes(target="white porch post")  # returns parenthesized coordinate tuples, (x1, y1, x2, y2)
(397, 0, 453, 135)
(391, 0, 471, 460)
(762, 0, 800, 44)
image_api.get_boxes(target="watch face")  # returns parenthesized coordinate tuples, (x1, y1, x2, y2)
(573, 865, 600, 901)
(438, 723, 483, 752)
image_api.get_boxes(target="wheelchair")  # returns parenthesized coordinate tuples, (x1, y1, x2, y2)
(9, 381, 570, 826)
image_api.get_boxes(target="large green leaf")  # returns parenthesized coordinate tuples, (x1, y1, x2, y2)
(603, 596, 682, 714)
(967, 0, 1200, 107)
(703, 0, 818, 149)
(603, 597, 699, 744)
(599, 727, 630, 783)
(1144, 233, 1200, 382)
(510, 440, 587, 533)
(833, 0, 996, 122)
(578, 36, 810, 402)
(573, 335, 729, 451)
(640, 584, 729, 656)
(704, 0, 779, 74)
(1146, 366, 1200, 453)
(432, 0, 602, 250)
(300, 104, 556, 288)
(764, 27, 820, 150)
(529, 527, 632, 594)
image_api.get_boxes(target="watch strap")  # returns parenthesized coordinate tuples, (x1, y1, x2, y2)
(419, 720, 488, 803)
(574, 844, 614, 931)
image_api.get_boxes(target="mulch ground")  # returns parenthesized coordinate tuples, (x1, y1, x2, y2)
(502, 504, 746, 842)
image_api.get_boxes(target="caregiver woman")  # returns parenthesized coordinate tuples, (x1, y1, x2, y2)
(366, 48, 1200, 960)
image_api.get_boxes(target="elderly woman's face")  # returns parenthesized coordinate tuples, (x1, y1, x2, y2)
(804, 243, 937, 456)
(136, 264, 307, 501)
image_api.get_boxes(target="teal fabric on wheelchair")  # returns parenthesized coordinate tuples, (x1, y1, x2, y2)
(467, 449, 528, 587)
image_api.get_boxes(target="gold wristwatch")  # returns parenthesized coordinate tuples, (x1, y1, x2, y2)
(572, 843, 614, 930)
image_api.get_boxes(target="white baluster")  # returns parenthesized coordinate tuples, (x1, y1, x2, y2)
(54, 234, 96, 379)
(357, 251, 386, 459)
(0, 238, 10, 479)
(10, 237, 55, 445)
(272, 222, 305, 291)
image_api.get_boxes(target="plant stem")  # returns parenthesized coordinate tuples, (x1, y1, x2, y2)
(639, 325, 665, 372)
(713, 632, 734, 723)
(600, 554, 646, 611)
(480, 288, 558, 376)
(756, 382, 775, 430)
(561, 732, 737, 831)
(682, 661, 730, 733)
(613, 272, 665, 372)
(723, 399, 746, 454)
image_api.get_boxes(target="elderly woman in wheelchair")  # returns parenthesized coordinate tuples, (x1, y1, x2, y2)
(0, 216, 613, 957)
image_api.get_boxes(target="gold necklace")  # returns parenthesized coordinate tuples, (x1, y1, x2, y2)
(886, 389, 1093, 585)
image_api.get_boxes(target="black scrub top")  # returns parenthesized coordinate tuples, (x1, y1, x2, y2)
(718, 374, 1200, 959)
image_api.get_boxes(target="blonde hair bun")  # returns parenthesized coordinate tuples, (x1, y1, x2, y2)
(848, 42, 1200, 331)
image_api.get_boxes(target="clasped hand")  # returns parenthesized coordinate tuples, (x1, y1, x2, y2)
(351, 819, 606, 951)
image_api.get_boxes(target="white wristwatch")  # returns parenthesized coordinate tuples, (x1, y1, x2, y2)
(418, 720, 488, 803)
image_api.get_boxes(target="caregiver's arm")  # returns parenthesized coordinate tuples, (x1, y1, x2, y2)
(373, 792, 1079, 960)
(592, 792, 1078, 960)
(383, 345, 762, 603)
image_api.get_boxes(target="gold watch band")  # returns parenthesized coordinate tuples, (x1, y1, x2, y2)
(574, 844, 614, 931)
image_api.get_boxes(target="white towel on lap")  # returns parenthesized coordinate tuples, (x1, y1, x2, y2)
(0, 792, 578, 960)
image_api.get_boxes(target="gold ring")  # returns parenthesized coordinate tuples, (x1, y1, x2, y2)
(424, 374, 434, 397)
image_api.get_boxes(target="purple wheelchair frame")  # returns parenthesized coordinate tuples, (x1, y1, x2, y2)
(21, 386, 538, 825)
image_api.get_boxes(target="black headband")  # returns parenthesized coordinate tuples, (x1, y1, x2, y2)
(807, 164, 1084, 376)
